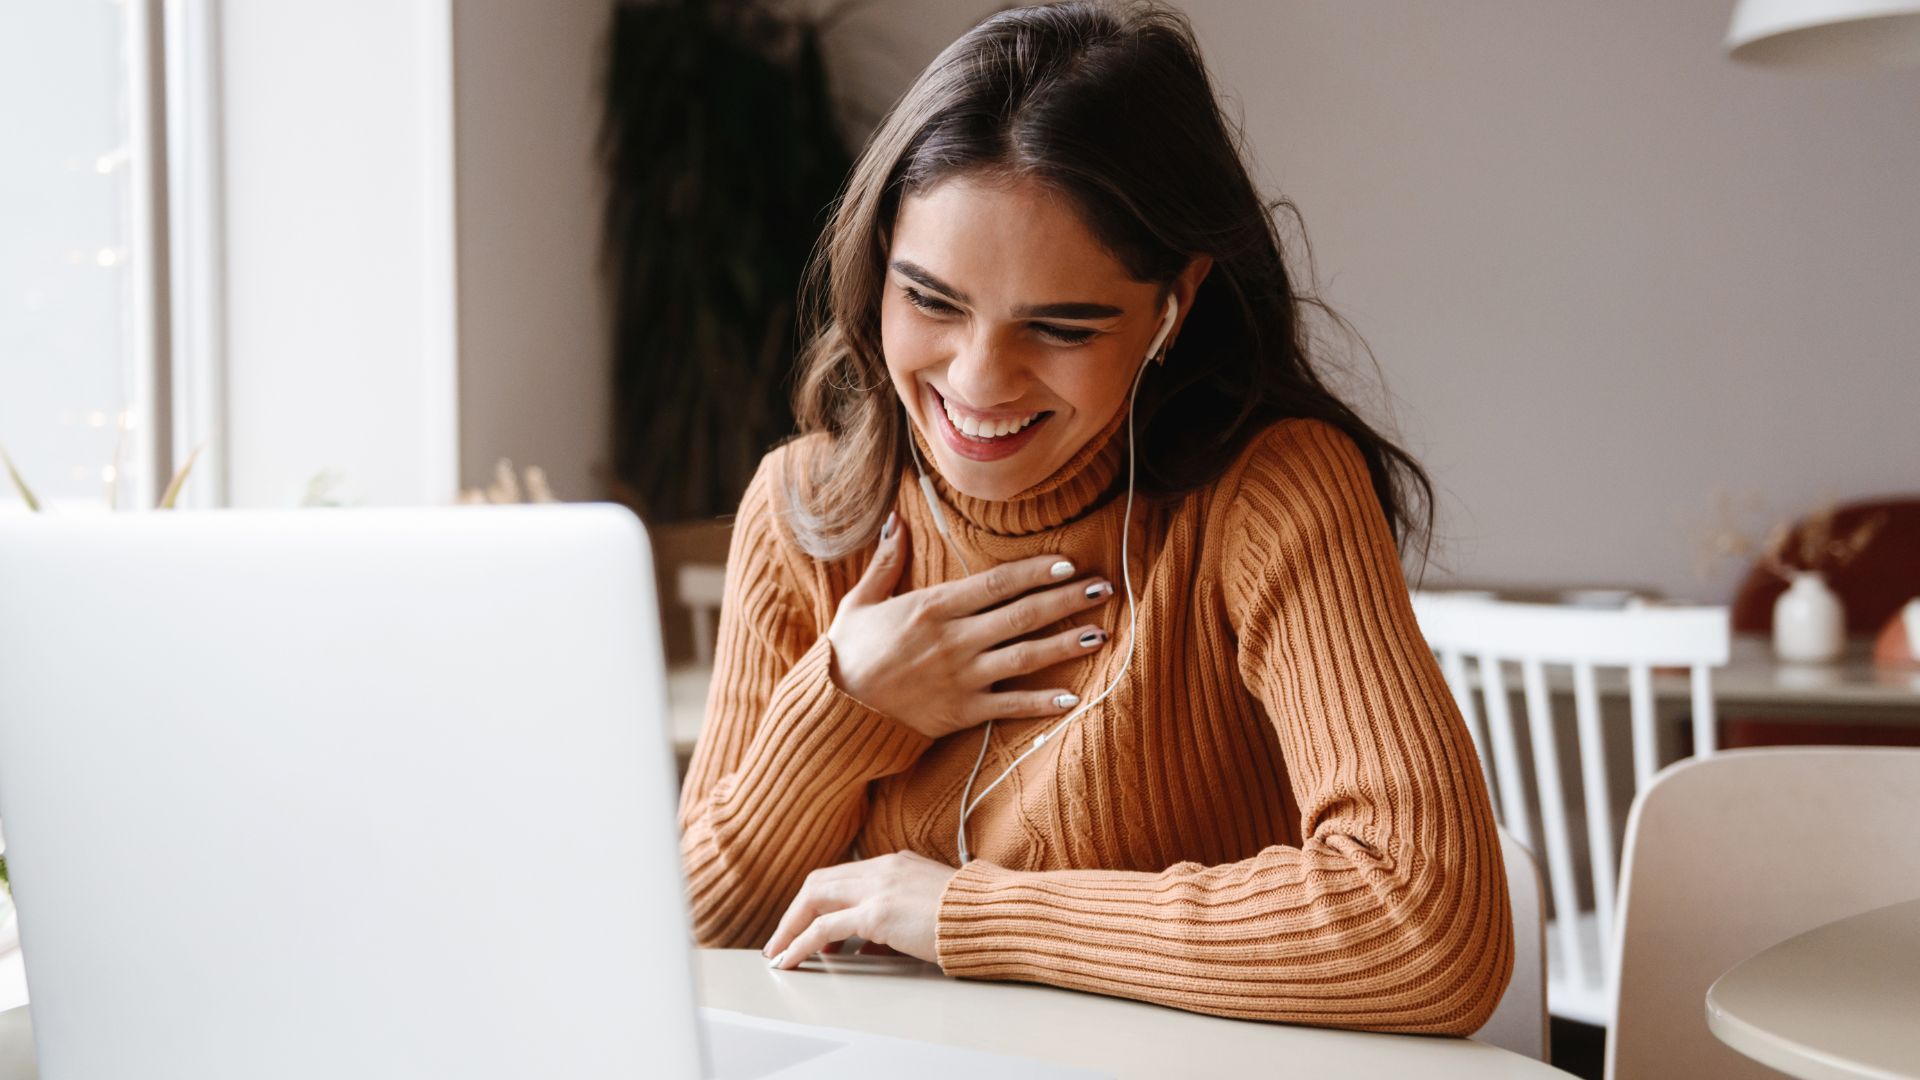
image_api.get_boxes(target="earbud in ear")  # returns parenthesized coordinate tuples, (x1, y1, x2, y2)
(1146, 294, 1178, 366)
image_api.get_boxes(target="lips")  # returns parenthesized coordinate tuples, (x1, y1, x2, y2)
(929, 386, 1053, 463)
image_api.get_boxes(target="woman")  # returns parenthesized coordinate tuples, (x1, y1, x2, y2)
(679, 1, 1511, 1034)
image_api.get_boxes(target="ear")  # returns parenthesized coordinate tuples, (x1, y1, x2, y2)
(1158, 254, 1214, 363)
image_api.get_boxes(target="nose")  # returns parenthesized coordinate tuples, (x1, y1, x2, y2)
(942, 330, 1028, 410)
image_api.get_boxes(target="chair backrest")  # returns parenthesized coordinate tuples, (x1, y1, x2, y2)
(1606, 748, 1920, 1080)
(1411, 593, 1730, 1021)
(1476, 828, 1549, 1061)
(675, 563, 727, 665)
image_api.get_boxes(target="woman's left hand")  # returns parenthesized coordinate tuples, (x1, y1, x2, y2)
(762, 851, 957, 969)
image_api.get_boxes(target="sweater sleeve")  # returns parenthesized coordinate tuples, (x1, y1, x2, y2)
(679, 453, 932, 948)
(933, 420, 1512, 1034)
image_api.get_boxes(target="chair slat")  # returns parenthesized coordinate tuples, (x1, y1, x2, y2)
(1691, 665, 1717, 756)
(1571, 661, 1617, 954)
(1522, 657, 1587, 992)
(1441, 647, 1499, 819)
(1477, 653, 1537, 855)
(1627, 663, 1657, 792)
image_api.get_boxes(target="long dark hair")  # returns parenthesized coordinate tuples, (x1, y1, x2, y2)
(785, 0, 1433, 566)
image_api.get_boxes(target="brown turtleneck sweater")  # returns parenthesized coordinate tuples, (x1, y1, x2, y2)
(678, 414, 1511, 1035)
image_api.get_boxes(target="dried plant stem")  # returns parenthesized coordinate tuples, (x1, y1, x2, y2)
(157, 445, 204, 510)
(0, 445, 41, 511)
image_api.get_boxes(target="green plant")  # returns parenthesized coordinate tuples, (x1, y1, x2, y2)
(599, 0, 854, 521)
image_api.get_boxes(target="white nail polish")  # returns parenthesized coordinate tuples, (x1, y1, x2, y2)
(1052, 692, 1079, 709)
(768, 950, 786, 968)
(1050, 560, 1074, 578)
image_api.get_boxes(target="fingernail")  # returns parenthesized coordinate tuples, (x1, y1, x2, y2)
(1085, 581, 1113, 599)
(768, 950, 787, 969)
(1078, 629, 1106, 648)
(1049, 559, 1074, 578)
(1052, 693, 1080, 709)
(880, 512, 896, 541)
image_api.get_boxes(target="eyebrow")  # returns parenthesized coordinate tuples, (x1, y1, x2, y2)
(888, 259, 1125, 321)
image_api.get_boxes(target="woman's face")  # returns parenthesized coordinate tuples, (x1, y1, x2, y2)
(881, 174, 1200, 502)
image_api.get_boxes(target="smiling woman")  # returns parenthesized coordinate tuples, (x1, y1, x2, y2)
(677, 0, 1512, 1036)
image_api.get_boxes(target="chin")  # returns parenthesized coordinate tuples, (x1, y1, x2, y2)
(938, 462, 1035, 502)
(930, 427, 1087, 501)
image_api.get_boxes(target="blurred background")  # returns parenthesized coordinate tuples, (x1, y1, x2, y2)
(5, 0, 1916, 602)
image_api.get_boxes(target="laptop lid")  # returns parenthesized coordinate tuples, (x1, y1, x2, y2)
(0, 506, 701, 1079)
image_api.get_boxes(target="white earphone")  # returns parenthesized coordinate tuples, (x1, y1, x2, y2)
(904, 294, 1178, 864)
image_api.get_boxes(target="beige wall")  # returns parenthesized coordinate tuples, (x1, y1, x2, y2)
(813, 1, 1920, 603)
(453, 0, 614, 502)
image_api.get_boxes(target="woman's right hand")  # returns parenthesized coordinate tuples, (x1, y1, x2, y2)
(825, 511, 1117, 741)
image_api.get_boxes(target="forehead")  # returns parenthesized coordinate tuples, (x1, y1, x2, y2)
(889, 175, 1138, 301)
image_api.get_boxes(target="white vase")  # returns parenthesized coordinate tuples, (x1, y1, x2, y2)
(1773, 571, 1844, 663)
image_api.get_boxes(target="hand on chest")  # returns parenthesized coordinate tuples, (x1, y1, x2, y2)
(902, 532, 1138, 699)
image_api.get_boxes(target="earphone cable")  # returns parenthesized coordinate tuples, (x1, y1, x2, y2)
(954, 343, 1153, 864)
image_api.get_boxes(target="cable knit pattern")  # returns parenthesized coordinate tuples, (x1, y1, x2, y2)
(678, 417, 1511, 1034)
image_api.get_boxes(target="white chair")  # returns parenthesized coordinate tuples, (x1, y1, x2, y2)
(1475, 828, 1549, 1061)
(667, 563, 727, 763)
(1411, 592, 1730, 1026)
(1606, 748, 1920, 1080)
(675, 563, 727, 665)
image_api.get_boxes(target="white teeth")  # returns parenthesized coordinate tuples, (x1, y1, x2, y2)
(942, 397, 1040, 440)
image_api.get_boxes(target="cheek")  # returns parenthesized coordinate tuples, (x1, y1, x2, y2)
(1046, 352, 1137, 417)
(881, 304, 937, 386)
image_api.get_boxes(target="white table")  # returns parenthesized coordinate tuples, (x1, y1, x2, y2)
(0, 951, 1572, 1079)
(699, 949, 1570, 1079)
(1706, 896, 1920, 1080)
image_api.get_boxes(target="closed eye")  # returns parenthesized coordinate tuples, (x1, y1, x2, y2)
(1034, 324, 1096, 346)
(902, 286, 958, 316)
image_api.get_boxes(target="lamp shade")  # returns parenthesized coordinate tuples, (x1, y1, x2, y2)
(1727, 0, 1920, 67)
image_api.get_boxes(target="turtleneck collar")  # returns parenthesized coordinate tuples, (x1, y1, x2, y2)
(908, 403, 1130, 537)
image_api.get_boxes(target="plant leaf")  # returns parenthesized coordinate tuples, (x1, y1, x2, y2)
(157, 444, 204, 510)
(1, 445, 42, 512)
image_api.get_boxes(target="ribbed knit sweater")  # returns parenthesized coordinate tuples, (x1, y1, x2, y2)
(678, 414, 1512, 1034)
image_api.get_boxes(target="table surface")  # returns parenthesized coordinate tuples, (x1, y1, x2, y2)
(1691, 637, 1920, 710)
(697, 949, 1571, 1079)
(0, 950, 1569, 1079)
(1461, 636, 1920, 711)
(1705, 896, 1920, 1080)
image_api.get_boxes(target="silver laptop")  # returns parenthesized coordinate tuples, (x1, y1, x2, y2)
(0, 506, 1095, 1080)
(0, 506, 702, 1078)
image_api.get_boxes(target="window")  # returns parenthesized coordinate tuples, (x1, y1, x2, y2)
(0, 0, 158, 511)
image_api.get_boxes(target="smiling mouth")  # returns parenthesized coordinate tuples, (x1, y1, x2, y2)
(929, 386, 1052, 438)
(940, 394, 1048, 440)
(928, 387, 1055, 461)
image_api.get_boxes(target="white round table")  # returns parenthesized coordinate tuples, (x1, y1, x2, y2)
(1706, 896, 1920, 1080)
